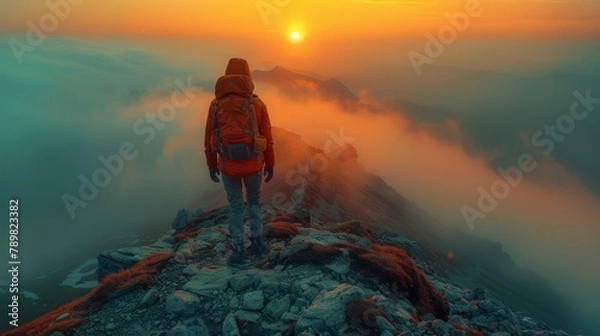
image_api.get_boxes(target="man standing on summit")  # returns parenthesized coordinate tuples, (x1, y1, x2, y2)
(204, 58, 275, 264)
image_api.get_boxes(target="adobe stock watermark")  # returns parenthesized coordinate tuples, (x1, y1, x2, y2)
(8, 0, 85, 65)
(407, 0, 484, 76)
(270, 128, 355, 215)
(256, 0, 291, 24)
(61, 77, 197, 219)
(461, 88, 600, 230)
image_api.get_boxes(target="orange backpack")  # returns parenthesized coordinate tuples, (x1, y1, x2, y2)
(211, 94, 266, 161)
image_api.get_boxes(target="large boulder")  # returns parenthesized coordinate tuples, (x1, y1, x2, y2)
(172, 208, 203, 230)
(167, 317, 209, 335)
(295, 284, 372, 335)
(166, 290, 201, 317)
(96, 244, 173, 279)
(241, 290, 265, 311)
(195, 227, 228, 245)
(222, 313, 240, 336)
(264, 294, 292, 319)
(182, 266, 233, 297)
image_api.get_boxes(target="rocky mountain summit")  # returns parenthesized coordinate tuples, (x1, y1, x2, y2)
(6, 127, 582, 336)
(8, 204, 574, 336)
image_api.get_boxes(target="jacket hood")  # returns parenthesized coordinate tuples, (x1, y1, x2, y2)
(216, 58, 255, 99)
(225, 58, 252, 80)
(215, 74, 254, 99)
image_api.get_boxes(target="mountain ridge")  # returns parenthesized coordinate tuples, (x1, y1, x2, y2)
(5, 202, 573, 336)
(5, 127, 583, 336)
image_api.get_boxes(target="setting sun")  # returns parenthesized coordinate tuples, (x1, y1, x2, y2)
(290, 31, 302, 43)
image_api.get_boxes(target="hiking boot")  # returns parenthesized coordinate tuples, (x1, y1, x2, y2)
(228, 244, 245, 265)
(250, 236, 266, 258)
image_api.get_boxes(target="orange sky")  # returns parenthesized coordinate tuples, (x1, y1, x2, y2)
(1, 0, 599, 39)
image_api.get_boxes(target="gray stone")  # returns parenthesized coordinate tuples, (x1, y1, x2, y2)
(479, 300, 496, 313)
(379, 234, 424, 258)
(196, 228, 227, 245)
(48, 332, 66, 336)
(172, 209, 194, 230)
(452, 304, 471, 314)
(294, 297, 311, 309)
(431, 320, 451, 335)
(282, 312, 301, 321)
(292, 230, 345, 246)
(325, 257, 350, 275)
(422, 313, 436, 322)
(96, 244, 172, 279)
(166, 290, 200, 316)
(301, 287, 320, 302)
(450, 330, 467, 336)
(314, 279, 340, 291)
(242, 290, 265, 311)
(154, 232, 177, 246)
(294, 275, 322, 288)
(222, 313, 240, 336)
(182, 264, 202, 276)
(140, 287, 160, 307)
(333, 232, 372, 248)
(295, 284, 368, 334)
(229, 296, 240, 308)
(257, 280, 290, 295)
(177, 239, 209, 259)
(376, 315, 397, 333)
(444, 290, 461, 303)
(214, 242, 227, 254)
(294, 317, 326, 335)
(183, 266, 233, 297)
(194, 240, 213, 250)
(473, 287, 485, 300)
(264, 294, 292, 319)
(167, 317, 210, 336)
(233, 310, 261, 323)
(279, 242, 309, 260)
(261, 321, 288, 333)
(229, 271, 258, 292)
(297, 332, 316, 336)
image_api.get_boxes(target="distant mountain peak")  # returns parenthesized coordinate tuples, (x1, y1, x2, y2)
(252, 66, 358, 103)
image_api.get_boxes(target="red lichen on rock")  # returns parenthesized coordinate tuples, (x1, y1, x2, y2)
(268, 213, 312, 228)
(174, 227, 202, 241)
(6, 252, 172, 336)
(283, 243, 343, 265)
(331, 221, 375, 242)
(267, 221, 301, 240)
(39, 316, 85, 336)
(453, 323, 484, 336)
(334, 242, 449, 321)
(189, 208, 220, 225)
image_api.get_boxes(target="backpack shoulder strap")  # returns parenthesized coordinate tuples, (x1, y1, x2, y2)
(211, 99, 219, 129)
(249, 96, 259, 136)
(212, 98, 223, 151)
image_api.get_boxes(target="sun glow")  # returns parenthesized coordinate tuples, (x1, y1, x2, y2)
(290, 31, 302, 43)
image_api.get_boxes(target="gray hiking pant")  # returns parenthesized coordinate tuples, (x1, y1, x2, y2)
(222, 170, 263, 249)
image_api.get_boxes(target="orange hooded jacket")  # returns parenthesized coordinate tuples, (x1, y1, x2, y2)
(204, 58, 275, 179)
